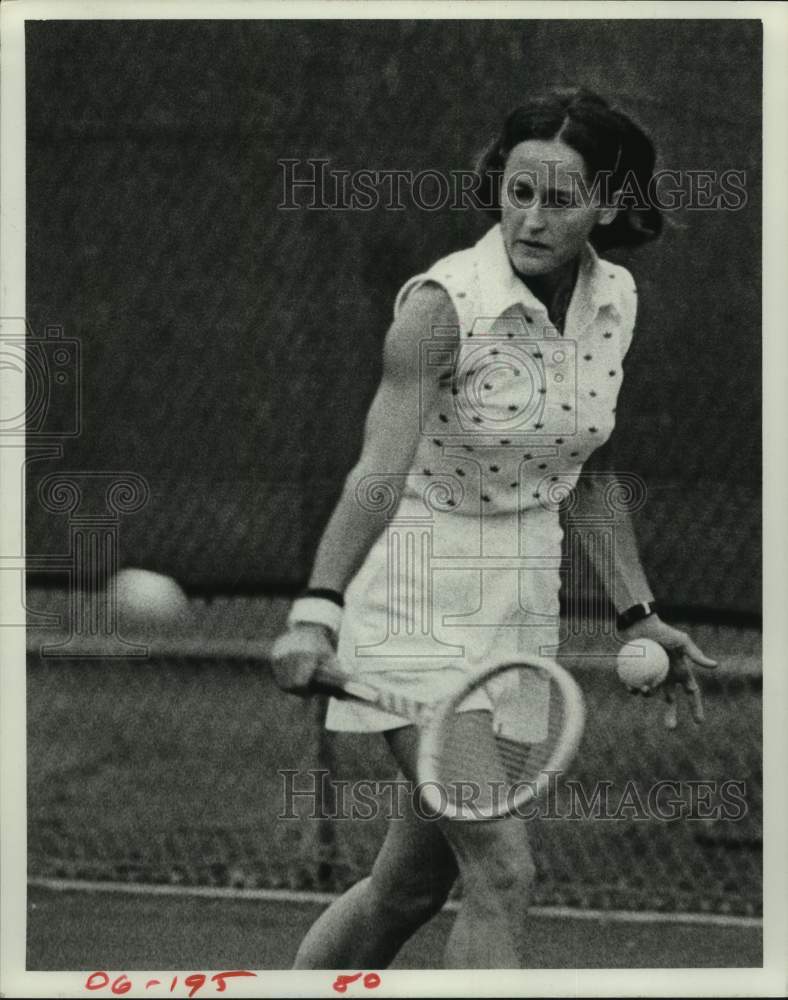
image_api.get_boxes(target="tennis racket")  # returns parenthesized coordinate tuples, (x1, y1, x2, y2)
(277, 642, 585, 822)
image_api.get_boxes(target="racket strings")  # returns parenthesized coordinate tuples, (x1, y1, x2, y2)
(429, 667, 571, 818)
(374, 688, 429, 725)
(494, 711, 565, 784)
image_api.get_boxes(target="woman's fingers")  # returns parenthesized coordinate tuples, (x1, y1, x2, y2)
(620, 623, 716, 727)
(683, 667, 705, 724)
(667, 655, 705, 725)
(270, 626, 335, 696)
(680, 634, 718, 669)
(663, 683, 679, 730)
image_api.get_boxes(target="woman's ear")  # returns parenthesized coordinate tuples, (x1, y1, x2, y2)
(596, 189, 621, 227)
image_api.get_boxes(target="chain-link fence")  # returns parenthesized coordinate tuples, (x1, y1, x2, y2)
(24, 19, 761, 612)
(23, 18, 762, 923)
(27, 604, 762, 917)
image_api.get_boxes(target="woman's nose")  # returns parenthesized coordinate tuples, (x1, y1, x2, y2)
(521, 202, 547, 232)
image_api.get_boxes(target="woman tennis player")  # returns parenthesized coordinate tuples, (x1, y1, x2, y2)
(271, 88, 717, 969)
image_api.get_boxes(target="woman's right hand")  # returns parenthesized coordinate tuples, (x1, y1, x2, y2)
(270, 622, 337, 696)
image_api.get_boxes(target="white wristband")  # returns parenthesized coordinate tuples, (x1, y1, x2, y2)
(287, 596, 343, 635)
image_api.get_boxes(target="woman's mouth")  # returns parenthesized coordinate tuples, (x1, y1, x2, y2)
(517, 239, 550, 251)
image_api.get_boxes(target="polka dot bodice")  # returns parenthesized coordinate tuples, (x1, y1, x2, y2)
(395, 225, 638, 516)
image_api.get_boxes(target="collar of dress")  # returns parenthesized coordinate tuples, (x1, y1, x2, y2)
(475, 224, 621, 329)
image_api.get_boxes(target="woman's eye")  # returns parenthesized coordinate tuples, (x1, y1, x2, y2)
(512, 184, 535, 206)
(508, 184, 574, 209)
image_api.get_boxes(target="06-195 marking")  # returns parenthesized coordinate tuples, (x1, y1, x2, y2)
(84, 970, 257, 997)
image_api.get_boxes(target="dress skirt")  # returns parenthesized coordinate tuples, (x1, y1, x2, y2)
(325, 493, 563, 733)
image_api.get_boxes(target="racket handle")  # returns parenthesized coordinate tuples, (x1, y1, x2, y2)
(312, 662, 381, 703)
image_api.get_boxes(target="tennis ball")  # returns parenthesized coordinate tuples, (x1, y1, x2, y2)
(111, 568, 192, 629)
(616, 638, 670, 689)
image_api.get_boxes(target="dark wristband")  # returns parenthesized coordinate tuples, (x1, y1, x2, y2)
(617, 601, 658, 631)
(302, 587, 345, 609)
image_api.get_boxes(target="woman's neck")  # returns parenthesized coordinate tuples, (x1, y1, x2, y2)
(520, 257, 579, 332)
(521, 257, 577, 308)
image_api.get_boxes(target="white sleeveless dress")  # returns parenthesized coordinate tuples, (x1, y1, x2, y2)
(325, 223, 637, 732)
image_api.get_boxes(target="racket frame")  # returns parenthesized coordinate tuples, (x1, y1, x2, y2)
(418, 656, 586, 821)
(315, 655, 585, 822)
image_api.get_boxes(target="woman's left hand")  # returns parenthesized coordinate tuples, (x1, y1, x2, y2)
(619, 614, 718, 729)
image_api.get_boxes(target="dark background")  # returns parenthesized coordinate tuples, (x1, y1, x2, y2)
(25, 19, 762, 614)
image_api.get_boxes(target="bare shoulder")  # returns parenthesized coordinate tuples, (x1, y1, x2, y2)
(382, 282, 459, 380)
(395, 281, 459, 330)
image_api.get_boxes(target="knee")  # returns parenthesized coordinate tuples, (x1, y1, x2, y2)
(477, 846, 536, 896)
(458, 828, 536, 903)
(368, 863, 456, 925)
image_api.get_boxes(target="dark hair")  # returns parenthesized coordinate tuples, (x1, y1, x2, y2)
(476, 87, 662, 250)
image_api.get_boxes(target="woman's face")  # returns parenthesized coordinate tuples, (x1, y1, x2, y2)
(500, 138, 616, 277)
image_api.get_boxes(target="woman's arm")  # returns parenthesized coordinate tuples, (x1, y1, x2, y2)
(271, 283, 459, 695)
(573, 440, 717, 728)
(571, 440, 654, 613)
(307, 283, 459, 594)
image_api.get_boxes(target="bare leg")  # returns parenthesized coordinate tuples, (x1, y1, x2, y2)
(388, 718, 535, 969)
(294, 713, 535, 970)
(439, 817, 534, 968)
(293, 754, 458, 969)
